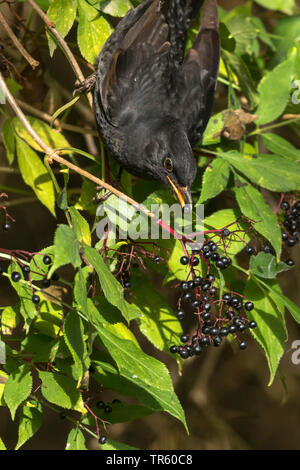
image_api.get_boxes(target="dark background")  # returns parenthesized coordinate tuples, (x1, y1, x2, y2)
(1, 0, 300, 450)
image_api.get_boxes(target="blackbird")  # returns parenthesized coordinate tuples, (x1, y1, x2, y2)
(92, 0, 220, 210)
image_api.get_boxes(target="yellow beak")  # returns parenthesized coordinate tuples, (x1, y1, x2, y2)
(166, 176, 192, 211)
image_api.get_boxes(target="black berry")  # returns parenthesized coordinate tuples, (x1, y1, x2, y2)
(245, 301, 254, 311)
(180, 334, 189, 343)
(249, 321, 257, 329)
(11, 272, 21, 282)
(99, 436, 107, 445)
(3, 222, 11, 231)
(176, 310, 185, 320)
(222, 229, 231, 237)
(286, 259, 295, 266)
(43, 255, 52, 265)
(170, 345, 178, 354)
(154, 256, 160, 264)
(104, 405, 112, 413)
(42, 278, 51, 288)
(246, 246, 254, 255)
(96, 401, 105, 408)
(280, 201, 290, 211)
(32, 294, 40, 304)
(239, 341, 247, 350)
(180, 256, 189, 265)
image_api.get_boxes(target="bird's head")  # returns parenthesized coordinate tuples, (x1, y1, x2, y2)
(125, 117, 197, 211)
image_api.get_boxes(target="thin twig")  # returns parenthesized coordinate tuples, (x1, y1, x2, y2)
(0, 9, 39, 69)
(26, 0, 93, 108)
(16, 99, 98, 135)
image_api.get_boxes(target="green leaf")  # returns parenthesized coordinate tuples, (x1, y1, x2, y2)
(47, 0, 77, 56)
(15, 401, 43, 450)
(1, 119, 15, 165)
(83, 245, 141, 323)
(4, 364, 33, 420)
(8, 262, 37, 323)
(226, 15, 258, 55)
(77, 0, 113, 63)
(245, 279, 287, 385)
(271, 16, 300, 66)
(39, 371, 86, 413)
(63, 310, 90, 386)
(261, 133, 300, 161)
(201, 112, 224, 146)
(93, 0, 133, 17)
(0, 437, 6, 450)
(256, 278, 300, 324)
(130, 274, 182, 353)
(101, 439, 138, 450)
(254, 0, 295, 15)
(256, 52, 296, 124)
(49, 224, 82, 276)
(220, 151, 300, 192)
(250, 252, 292, 278)
(13, 116, 70, 153)
(233, 175, 282, 259)
(0, 370, 8, 406)
(66, 428, 87, 450)
(21, 334, 59, 363)
(199, 158, 230, 203)
(1, 305, 20, 335)
(94, 324, 187, 430)
(69, 206, 91, 246)
(16, 137, 56, 216)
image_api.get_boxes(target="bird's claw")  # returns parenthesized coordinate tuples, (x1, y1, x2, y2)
(74, 73, 97, 95)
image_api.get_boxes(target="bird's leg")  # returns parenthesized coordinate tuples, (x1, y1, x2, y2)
(74, 72, 97, 95)
(93, 168, 123, 204)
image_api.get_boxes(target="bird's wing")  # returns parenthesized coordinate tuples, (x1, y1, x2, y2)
(175, 0, 220, 146)
(97, 0, 171, 126)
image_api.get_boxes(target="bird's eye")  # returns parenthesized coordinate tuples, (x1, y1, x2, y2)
(164, 157, 173, 172)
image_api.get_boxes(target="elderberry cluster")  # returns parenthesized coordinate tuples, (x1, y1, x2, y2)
(170, 240, 258, 360)
(281, 199, 300, 266)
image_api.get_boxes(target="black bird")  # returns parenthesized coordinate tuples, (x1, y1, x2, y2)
(93, 0, 220, 210)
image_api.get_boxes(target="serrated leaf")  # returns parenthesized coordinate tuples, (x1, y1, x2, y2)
(220, 151, 300, 192)
(1, 119, 15, 165)
(233, 175, 282, 259)
(63, 310, 90, 386)
(261, 133, 300, 161)
(250, 252, 292, 278)
(256, 52, 296, 124)
(77, 0, 113, 63)
(66, 428, 87, 450)
(47, 0, 78, 56)
(199, 158, 230, 203)
(245, 278, 287, 385)
(15, 401, 43, 450)
(4, 364, 33, 420)
(39, 371, 86, 413)
(49, 224, 82, 276)
(69, 206, 91, 246)
(201, 112, 224, 146)
(94, 324, 187, 430)
(16, 137, 56, 216)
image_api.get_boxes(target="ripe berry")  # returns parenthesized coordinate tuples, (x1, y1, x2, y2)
(32, 294, 40, 304)
(202, 244, 210, 253)
(211, 252, 219, 262)
(220, 327, 229, 337)
(200, 336, 210, 346)
(192, 257, 200, 266)
(210, 243, 218, 252)
(238, 323, 246, 332)
(192, 300, 200, 309)
(176, 310, 185, 320)
(96, 401, 105, 408)
(210, 327, 219, 337)
(223, 293, 231, 302)
(282, 233, 288, 241)
(209, 287, 217, 296)
(246, 246, 254, 255)
(43, 255, 52, 265)
(204, 251, 211, 259)
(51, 272, 59, 281)
(192, 246, 201, 254)
(11, 272, 21, 282)
(154, 256, 160, 264)
(99, 436, 107, 445)
(180, 334, 189, 343)
(204, 303, 211, 312)
(249, 321, 257, 329)
(42, 278, 51, 288)
(202, 326, 211, 335)
(22, 265, 30, 274)
(170, 345, 178, 354)
(263, 245, 271, 253)
(202, 282, 210, 291)
(239, 341, 247, 350)
(187, 280, 195, 289)
(222, 229, 231, 237)
(194, 276, 202, 286)
(216, 260, 224, 269)
(180, 348, 189, 359)
(245, 301, 254, 311)
(213, 336, 222, 347)
(124, 281, 131, 288)
(207, 274, 215, 283)
(182, 292, 192, 302)
(104, 405, 112, 413)
(3, 222, 11, 231)
(286, 259, 295, 266)
(193, 344, 202, 355)
(201, 312, 211, 321)
(280, 201, 290, 211)
(230, 297, 239, 308)
(228, 324, 237, 334)
(181, 281, 188, 290)
(287, 238, 297, 247)
(180, 256, 189, 265)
